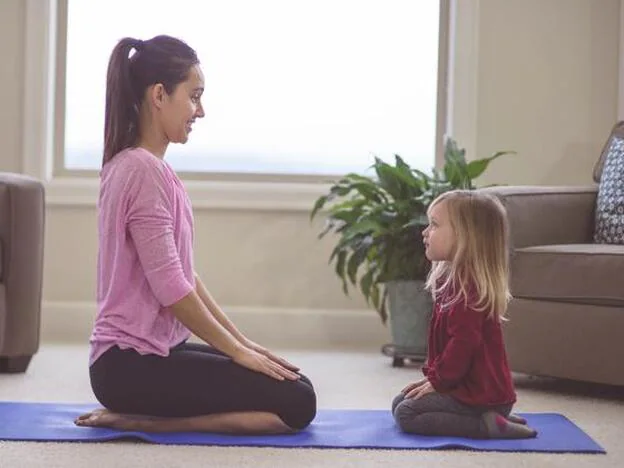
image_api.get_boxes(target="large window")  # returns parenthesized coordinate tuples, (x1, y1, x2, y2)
(64, 0, 441, 176)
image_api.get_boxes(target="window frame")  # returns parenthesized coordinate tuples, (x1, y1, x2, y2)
(24, 0, 466, 210)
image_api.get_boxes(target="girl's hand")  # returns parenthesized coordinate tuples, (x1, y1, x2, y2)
(244, 339, 300, 372)
(401, 377, 429, 395)
(406, 380, 435, 399)
(233, 348, 300, 381)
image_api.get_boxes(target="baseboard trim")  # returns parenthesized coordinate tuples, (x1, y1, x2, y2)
(41, 301, 390, 349)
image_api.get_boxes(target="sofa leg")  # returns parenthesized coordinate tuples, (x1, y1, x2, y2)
(0, 355, 33, 373)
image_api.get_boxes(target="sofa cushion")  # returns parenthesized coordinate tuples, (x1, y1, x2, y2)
(594, 135, 624, 244)
(511, 244, 624, 306)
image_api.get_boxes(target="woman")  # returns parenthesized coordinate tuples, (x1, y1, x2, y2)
(75, 35, 316, 434)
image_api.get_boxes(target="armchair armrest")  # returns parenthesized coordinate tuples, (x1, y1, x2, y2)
(0, 173, 45, 356)
(479, 185, 597, 248)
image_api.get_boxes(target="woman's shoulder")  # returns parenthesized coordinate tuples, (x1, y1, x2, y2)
(103, 148, 167, 184)
(112, 147, 164, 172)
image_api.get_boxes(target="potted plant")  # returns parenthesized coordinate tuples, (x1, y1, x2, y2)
(310, 137, 513, 363)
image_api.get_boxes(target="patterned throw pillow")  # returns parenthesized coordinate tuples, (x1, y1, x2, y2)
(594, 136, 624, 244)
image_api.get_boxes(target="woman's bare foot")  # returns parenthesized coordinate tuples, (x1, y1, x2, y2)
(74, 409, 151, 431)
(74, 408, 296, 434)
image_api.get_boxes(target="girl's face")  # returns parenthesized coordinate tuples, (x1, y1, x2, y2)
(422, 200, 456, 261)
(158, 64, 205, 144)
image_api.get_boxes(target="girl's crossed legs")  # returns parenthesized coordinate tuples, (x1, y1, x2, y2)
(76, 342, 316, 434)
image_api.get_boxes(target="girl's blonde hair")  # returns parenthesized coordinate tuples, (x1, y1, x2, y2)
(425, 190, 512, 321)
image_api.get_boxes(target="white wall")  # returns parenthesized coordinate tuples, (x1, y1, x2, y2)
(0, 0, 620, 345)
(475, 0, 619, 187)
(0, 1, 25, 173)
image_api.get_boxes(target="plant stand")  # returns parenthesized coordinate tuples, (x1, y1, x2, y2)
(381, 344, 427, 367)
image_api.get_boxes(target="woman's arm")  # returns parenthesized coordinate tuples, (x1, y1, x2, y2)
(169, 289, 298, 381)
(193, 272, 250, 346)
(194, 272, 299, 372)
(170, 288, 246, 356)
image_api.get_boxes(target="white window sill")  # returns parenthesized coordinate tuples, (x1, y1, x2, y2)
(45, 177, 332, 211)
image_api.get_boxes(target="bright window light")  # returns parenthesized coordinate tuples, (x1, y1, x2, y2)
(64, 0, 440, 175)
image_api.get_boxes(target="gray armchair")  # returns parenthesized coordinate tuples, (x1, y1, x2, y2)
(0, 173, 45, 373)
(481, 123, 624, 386)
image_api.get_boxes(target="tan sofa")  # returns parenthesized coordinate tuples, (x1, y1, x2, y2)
(0, 173, 45, 373)
(482, 123, 624, 387)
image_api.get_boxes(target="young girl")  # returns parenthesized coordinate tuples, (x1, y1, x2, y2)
(392, 190, 537, 439)
(74, 35, 316, 434)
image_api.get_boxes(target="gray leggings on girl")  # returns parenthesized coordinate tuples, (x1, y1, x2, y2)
(392, 392, 513, 439)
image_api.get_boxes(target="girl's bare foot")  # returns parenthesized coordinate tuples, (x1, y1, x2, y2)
(507, 413, 527, 425)
(482, 411, 537, 439)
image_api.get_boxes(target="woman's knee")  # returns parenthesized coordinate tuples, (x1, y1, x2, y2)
(279, 380, 317, 430)
(297, 372, 314, 389)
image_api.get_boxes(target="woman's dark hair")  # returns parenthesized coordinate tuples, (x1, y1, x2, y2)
(103, 35, 199, 165)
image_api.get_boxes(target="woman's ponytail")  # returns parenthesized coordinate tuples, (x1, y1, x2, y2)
(102, 38, 143, 166)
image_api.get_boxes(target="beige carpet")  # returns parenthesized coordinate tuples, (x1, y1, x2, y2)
(0, 344, 622, 468)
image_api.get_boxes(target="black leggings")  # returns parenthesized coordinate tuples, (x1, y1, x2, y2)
(89, 342, 317, 430)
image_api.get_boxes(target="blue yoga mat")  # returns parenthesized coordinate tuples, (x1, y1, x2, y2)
(0, 402, 605, 453)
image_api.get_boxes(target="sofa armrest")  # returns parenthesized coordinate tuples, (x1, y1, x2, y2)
(0, 173, 45, 355)
(479, 185, 597, 248)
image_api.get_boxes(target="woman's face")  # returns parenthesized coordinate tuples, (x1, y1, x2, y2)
(159, 64, 205, 144)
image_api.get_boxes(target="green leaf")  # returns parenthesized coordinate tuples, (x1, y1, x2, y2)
(465, 151, 515, 180)
(327, 208, 361, 225)
(349, 182, 386, 203)
(328, 198, 367, 214)
(342, 219, 382, 239)
(334, 173, 389, 204)
(330, 184, 353, 197)
(335, 250, 348, 294)
(379, 287, 389, 324)
(310, 195, 328, 220)
(317, 219, 337, 239)
(443, 160, 462, 186)
(360, 268, 375, 300)
(443, 137, 474, 188)
(444, 139, 465, 166)
(346, 240, 370, 285)
(370, 283, 380, 311)
(373, 158, 402, 198)
(412, 168, 432, 189)
(394, 154, 411, 174)
(328, 244, 342, 263)
(464, 159, 489, 183)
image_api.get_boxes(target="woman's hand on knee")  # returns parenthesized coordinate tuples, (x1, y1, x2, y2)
(233, 348, 300, 381)
(242, 340, 300, 372)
